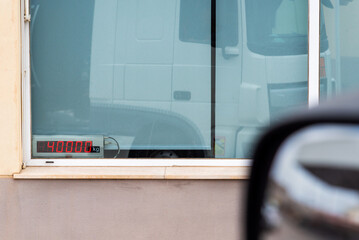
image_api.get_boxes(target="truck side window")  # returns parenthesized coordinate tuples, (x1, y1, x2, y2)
(217, 0, 239, 47)
(179, 0, 239, 47)
(179, 0, 211, 44)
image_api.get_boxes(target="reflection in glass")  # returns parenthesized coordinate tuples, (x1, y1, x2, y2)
(321, 0, 359, 98)
(30, 0, 309, 159)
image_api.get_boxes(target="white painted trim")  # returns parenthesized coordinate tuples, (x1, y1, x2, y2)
(22, 0, 32, 164)
(25, 159, 252, 167)
(308, 0, 320, 108)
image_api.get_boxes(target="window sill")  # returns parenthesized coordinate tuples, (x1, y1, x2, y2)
(13, 166, 249, 180)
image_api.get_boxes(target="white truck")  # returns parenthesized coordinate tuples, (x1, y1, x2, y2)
(30, 0, 332, 158)
(88, 0, 331, 158)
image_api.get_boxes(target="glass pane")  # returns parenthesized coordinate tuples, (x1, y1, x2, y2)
(320, 0, 359, 100)
(246, 0, 308, 55)
(30, 0, 212, 158)
(214, 0, 308, 158)
(30, 0, 308, 159)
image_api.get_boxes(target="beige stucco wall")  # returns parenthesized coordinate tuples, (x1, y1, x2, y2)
(0, 0, 22, 175)
(0, 179, 246, 240)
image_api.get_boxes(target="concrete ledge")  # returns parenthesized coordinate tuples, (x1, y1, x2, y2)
(13, 166, 249, 180)
(165, 167, 249, 179)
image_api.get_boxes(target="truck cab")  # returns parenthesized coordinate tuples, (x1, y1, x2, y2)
(30, 0, 332, 158)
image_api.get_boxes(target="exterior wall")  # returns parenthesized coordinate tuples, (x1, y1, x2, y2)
(0, 0, 22, 175)
(0, 179, 246, 240)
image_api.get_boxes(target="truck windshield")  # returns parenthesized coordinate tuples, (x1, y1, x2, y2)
(246, 0, 328, 55)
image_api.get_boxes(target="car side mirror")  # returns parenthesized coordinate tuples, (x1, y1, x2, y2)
(245, 94, 359, 240)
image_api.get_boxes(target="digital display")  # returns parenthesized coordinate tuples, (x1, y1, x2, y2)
(37, 141, 100, 153)
(32, 135, 104, 158)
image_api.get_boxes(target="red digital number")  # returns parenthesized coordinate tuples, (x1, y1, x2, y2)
(66, 141, 73, 153)
(56, 141, 64, 152)
(47, 141, 55, 152)
(75, 141, 83, 153)
(85, 141, 92, 153)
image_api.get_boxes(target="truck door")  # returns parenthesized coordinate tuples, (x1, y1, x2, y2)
(214, 0, 243, 157)
(172, 0, 242, 154)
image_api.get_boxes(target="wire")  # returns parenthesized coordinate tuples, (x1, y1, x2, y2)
(104, 136, 120, 158)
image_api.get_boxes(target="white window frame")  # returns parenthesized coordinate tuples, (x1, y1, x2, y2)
(21, 0, 320, 167)
(308, 0, 321, 107)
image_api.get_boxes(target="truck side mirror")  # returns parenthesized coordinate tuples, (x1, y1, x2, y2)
(222, 47, 240, 59)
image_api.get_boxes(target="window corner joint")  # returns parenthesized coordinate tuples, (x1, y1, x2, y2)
(24, 14, 31, 23)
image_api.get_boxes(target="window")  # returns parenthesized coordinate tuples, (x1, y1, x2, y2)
(320, 0, 359, 99)
(180, 0, 239, 47)
(25, 0, 310, 165)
